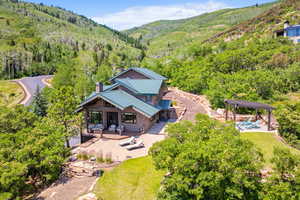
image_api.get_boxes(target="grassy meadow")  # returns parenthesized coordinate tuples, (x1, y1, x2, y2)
(0, 81, 24, 107)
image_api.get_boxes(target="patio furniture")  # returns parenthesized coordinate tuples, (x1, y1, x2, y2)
(117, 125, 125, 135)
(93, 124, 104, 131)
(244, 120, 261, 129)
(126, 140, 144, 150)
(237, 118, 252, 126)
(88, 124, 95, 133)
(119, 137, 136, 146)
(108, 124, 116, 132)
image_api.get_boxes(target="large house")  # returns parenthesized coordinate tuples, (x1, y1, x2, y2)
(76, 67, 172, 134)
(275, 21, 300, 43)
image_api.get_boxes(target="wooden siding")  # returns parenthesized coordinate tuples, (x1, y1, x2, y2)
(84, 98, 157, 132)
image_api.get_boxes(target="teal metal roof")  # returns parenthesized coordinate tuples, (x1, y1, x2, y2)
(110, 67, 167, 81)
(78, 90, 160, 118)
(115, 79, 163, 95)
(157, 100, 172, 110)
(103, 83, 119, 91)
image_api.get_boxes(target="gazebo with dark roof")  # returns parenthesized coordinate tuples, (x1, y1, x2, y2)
(224, 99, 275, 131)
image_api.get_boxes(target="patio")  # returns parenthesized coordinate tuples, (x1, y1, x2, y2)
(224, 99, 275, 131)
(74, 133, 166, 162)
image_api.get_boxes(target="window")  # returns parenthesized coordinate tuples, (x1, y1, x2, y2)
(121, 112, 137, 124)
(89, 111, 103, 124)
(146, 95, 152, 103)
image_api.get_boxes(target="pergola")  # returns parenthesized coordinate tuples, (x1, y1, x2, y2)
(224, 99, 275, 131)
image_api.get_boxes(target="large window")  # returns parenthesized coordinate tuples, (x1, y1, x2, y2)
(89, 111, 103, 124)
(121, 112, 137, 124)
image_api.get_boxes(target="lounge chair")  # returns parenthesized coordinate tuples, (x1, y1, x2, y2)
(117, 125, 125, 135)
(237, 118, 252, 126)
(93, 124, 103, 131)
(119, 137, 136, 146)
(244, 120, 261, 129)
(108, 124, 116, 132)
(126, 140, 144, 150)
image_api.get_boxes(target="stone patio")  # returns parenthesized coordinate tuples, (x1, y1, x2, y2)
(74, 133, 166, 162)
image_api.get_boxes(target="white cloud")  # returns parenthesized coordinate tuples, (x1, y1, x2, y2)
(92, 1, 230, 30)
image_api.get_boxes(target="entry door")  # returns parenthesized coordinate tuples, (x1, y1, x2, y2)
(107, 112, 119, 127)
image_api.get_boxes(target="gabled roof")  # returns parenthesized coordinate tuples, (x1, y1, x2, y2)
(77, 90, 160, 118)
(103, 83, 119, 91)
(109, 67, 167, 81)
(115, 79, 163, 95)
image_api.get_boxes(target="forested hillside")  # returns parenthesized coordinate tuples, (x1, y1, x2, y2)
(0, 0, 143, 84)
(142, 0, 300, 148)
(125, 2, 276, 57)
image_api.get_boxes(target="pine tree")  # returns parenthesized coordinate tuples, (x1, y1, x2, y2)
(31, 86, 48, 117)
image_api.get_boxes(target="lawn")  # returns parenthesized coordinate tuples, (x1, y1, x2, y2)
(94, 156, 165, 200)
(240, 132, 300, 167)
(0, 80, 24, 107)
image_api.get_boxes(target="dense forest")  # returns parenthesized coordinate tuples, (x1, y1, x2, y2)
(0, 0, 143, 81)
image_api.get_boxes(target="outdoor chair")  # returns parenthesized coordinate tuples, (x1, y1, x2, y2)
(244, 120, 261, 129)
(108, 124, 116, 132)
(236, 118, 252, 126)
(119, 137, 136, 146)
(93, 124, 104, 131)
(126, 140, 144, 150)
(117, 125, 125, 135)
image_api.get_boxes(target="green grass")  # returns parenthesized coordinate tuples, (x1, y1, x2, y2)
(240, 132, 300, 167)
(0, 80, 24, 107)
(94, 156, 165, 200)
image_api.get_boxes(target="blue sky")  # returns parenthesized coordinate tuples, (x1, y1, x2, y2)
(26, 0, 277, 30)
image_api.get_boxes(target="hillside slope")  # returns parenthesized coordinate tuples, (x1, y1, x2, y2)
(145, 0, 300, 108)
(205, 0, 300, 43)
(125, 2, 277, 57)
(0, 0, 142, 80)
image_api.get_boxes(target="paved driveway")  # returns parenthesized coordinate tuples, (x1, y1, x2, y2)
(17, 75, 53, 106)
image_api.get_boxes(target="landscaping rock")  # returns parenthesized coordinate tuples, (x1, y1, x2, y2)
(77, 192, 97, 200)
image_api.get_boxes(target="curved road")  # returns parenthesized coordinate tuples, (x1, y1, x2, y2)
(17, 75, 53, 106)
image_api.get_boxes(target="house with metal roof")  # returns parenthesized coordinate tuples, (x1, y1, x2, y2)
(76, 67, 171, 135)
(274, 21, 300, 43)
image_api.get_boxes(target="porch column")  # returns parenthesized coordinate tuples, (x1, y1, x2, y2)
(225, 103, 229, 121)
(103, 111, 107, 129)
(233, 105, 237, 121)
(85, 109, 89, 133)
(118, 112, 122, 127)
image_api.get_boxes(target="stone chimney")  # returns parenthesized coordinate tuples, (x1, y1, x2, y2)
(96, 82, 103, 93)
(284, 21, 290, 29)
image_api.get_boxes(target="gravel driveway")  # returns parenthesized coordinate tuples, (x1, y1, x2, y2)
(17, 75, 53, 106)
(163, 89, 207, 121)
